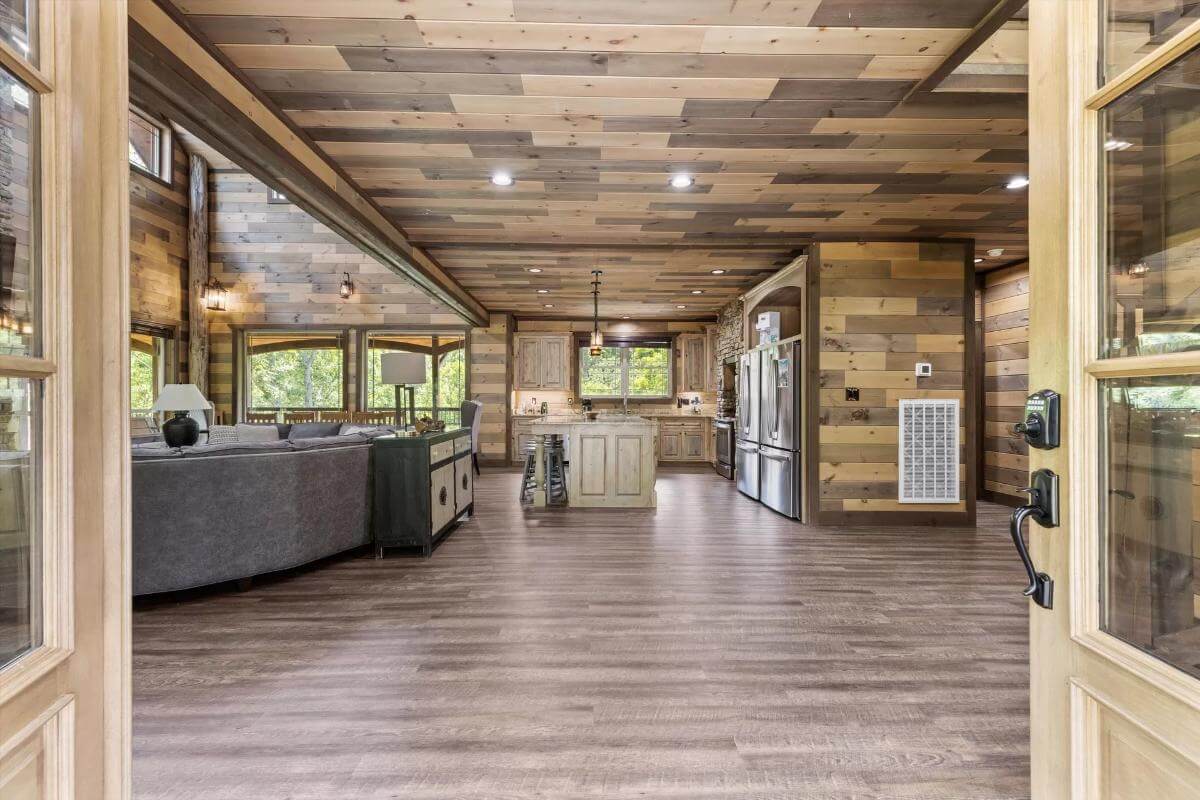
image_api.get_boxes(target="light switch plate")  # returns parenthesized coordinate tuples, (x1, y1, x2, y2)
(915, 362, 933, 377)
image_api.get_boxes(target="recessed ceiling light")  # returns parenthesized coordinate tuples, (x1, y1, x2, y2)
(987, 247, 1005, 257)
(974, 257, 984, 264)
(622, 315, 630, 319)
(710, 269, 726, 275)
(690, 289, 703, 294)
(676, 304, 687, 309)
(491, 172, 514, 187)
(1104, 138, 1133, 152)
(536, 289, 549, 294)
(1006, 176, 1029, 190)
(527, 267, 543, 273)
(543, 303, 554, 308)
(669, 174, 694, 189)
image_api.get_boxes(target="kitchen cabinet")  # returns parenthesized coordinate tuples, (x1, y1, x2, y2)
(511, 416, 537, 464)
(514, 333, 571, 390)
(657, 417, 710, 462)
(679, 333, 709, 392)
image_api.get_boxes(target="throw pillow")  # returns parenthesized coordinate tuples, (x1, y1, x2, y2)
(339, 423, 388, 436)
(234, 423, 281, 442)
(207, 425, 240, 445)
(287, 422, 342, 440)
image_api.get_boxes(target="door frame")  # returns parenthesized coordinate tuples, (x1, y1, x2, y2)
(1030, 1, 1200, 797)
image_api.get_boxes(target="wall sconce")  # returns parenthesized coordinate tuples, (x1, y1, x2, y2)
(339, 272, 355, 299)
(204, 278, 228, 312)
(1127, 261, 1150, 278)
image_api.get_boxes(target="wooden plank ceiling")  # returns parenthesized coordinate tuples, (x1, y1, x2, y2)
(169, 0, 1031, 319)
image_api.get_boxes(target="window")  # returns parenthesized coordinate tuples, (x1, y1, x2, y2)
(0, 61, 41, 672)
(128, 106, 171, 182)
(244, 331, 346, 412)
(129, 325, 175, 417)
(267, 187, 288, 204)
(578, 341, 672, 400)
(364, 332, 467, 426)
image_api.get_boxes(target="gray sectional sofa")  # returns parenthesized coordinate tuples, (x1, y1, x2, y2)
(131, 423, 393, 596)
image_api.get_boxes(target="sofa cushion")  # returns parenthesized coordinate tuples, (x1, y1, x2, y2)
(131, 444, 181, 460)
(180, 440, 292, 458)
(288, 422, 342, 440)
(289, 433, 369, 450)
(339, 423, 395, 437)
(207, 425, 240, 445)
(235, 423, 280, 443)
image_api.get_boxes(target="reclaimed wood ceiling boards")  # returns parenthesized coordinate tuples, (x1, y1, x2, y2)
(168, 0, 1030, 318)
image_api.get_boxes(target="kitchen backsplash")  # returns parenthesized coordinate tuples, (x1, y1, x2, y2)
(512, 390, 717, 417)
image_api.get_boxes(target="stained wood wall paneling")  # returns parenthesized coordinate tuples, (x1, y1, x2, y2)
(980, 262, 1029, 505)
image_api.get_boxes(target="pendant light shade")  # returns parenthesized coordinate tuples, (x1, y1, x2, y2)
(589, 270, 604, 355)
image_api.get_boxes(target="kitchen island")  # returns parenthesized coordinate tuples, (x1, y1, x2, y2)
(530, 415, 657, 508)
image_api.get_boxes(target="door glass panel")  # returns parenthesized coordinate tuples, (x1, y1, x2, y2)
(1101, 44, 1200, 358)
(1104, 1, 1200, 81)
(0, 66, 38, 358)
(0, 0, 35, 67)
(0, 376, 39, 669)
(1101, 375, 1200, 679)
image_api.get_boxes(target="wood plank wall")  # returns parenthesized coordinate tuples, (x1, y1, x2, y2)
(980, 263, 1030, 506)
(469, 313, 510, 464)
(205, 169, 466, 420)
(129, 147, 190, 378)
(815, 240, 975, 524)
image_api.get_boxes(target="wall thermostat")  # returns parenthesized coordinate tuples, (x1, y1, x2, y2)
(915, 362, 933, 377)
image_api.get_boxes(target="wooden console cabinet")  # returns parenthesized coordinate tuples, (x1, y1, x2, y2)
(372, 428, 473, 557)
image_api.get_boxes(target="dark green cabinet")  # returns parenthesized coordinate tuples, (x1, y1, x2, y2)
(372, 429, 473, 557)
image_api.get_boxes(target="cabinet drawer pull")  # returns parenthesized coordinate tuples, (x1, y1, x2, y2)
(439, 486, 448, 506)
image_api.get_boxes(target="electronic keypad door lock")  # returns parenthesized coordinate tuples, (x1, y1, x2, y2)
(1013, 389, 1060, 449)
(1008, 468, 1060, 609)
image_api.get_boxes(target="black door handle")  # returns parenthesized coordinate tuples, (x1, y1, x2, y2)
(1008, 468, 1060, 610)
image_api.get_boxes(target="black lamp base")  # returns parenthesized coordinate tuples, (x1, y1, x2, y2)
(162, 411, 200, 447)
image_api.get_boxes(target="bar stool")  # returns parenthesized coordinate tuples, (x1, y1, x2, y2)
(518, 439, 540, 504)
(545, 434, 568, 505)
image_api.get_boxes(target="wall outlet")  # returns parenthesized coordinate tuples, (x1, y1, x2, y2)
(915, 362, 933, 377)
(845, 387, 860, 402)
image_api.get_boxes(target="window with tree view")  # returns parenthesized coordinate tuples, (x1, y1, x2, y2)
(579, 343, 671, 399)
(365, 333, 466, 426)
(246, 332, 345, 410)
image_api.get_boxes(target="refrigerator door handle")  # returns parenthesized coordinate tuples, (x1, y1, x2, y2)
(771, 357, 781, 438)
(760, 451, 790, 462)
(736, 442, 759, 453)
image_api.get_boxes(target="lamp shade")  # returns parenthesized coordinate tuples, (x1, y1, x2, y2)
(379, 352, 426, 385)
(151, 383, 210, 412)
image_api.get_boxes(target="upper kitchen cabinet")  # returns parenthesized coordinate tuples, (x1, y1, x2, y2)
(678, 333, 710, 393)
(514, 333, 571, 390)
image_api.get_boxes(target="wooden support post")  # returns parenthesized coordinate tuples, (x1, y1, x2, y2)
(187, 153, 210, 395)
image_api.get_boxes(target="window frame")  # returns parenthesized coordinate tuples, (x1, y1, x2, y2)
(129, 320, 178, 417)
(358, 328, 471, 421)
(236, 326, 350, 417)
(575, 335, 674, 401)
(0, 0, 72, 701)
(127, 103, 172, 186)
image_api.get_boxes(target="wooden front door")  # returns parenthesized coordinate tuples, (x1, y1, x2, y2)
(1029, 2, 1200, 796)
(0, 1, 130, 799)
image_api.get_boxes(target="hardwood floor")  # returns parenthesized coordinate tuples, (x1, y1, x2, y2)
(133, 466, 1030, 800)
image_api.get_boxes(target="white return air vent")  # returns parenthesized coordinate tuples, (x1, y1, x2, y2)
(898, 399, 960, 504)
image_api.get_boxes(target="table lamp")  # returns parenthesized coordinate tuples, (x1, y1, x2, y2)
(380, 352, 426, 429)
(152, 383, 210, 447)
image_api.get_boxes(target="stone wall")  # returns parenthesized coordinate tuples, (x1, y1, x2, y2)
(715, 296, 744, 415)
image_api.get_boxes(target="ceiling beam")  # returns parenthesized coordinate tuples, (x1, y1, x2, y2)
(903, 0, 1028, 101)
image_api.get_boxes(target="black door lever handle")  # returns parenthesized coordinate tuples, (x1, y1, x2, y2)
(1010, 504, 1054, 609)
(1007, 469, 1060, 610)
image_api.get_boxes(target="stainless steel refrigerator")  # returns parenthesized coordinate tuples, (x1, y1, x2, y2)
(758, 339, 803, 519)
(734, 349, 760, 500)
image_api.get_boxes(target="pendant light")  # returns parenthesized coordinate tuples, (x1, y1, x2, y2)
(589, 269, 604, 356)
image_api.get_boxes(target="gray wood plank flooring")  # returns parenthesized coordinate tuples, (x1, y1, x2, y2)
(133, 466, 1030, 800)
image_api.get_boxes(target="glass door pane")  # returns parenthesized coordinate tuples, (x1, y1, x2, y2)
(1101, 376, 1200, 678)
(0, 376, 38, 669)
(1104, 1, 1200, 81)
(1101, 44, 1200, 358)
